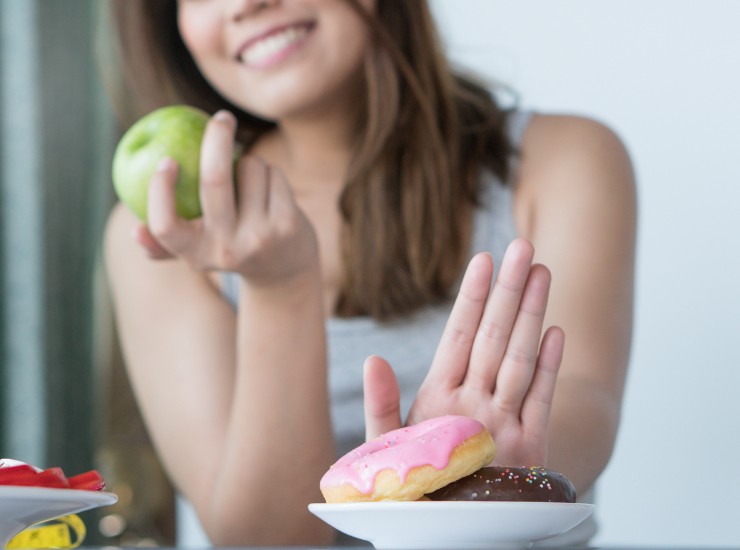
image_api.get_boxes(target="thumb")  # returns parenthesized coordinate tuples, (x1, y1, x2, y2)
(363, 355, 402, 441)
(131, 223, 175, 260)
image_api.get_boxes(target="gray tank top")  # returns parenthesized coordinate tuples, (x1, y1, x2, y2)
(218, 111, 597, 545)
(221, 111, 528, 456)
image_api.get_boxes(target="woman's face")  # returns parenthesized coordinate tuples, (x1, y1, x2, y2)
(177, 0, 373, 121)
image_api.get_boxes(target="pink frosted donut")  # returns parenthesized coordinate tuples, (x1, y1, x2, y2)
(320, 415, 496, 503)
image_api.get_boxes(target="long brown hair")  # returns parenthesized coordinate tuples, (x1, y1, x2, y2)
(103, 0, 515, 320)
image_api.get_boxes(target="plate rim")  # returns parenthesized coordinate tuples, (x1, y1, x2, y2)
(308, 500, 595, 548)
(309, 500, 595, 511)
(0, 485, 118, 504)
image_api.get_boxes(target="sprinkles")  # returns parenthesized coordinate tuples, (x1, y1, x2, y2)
(426, 465, 576, 503)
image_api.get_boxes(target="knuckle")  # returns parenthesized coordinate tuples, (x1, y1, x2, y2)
(493, 394, 519, 415)
(443, 325, 475, 346)
(213, 245, 240, 271)
(245, 225, 272, 252)
(200, 169, 231, 191)
(275, 213, 301, 237)
(148, 218, 178, 241)
(464, 369, 491, 390)
(477, 319, 510, 343)
(504, 346, 536, 366)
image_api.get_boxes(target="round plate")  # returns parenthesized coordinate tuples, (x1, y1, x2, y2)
(309, 501, 595, 549)
(0, 486, 118, 547)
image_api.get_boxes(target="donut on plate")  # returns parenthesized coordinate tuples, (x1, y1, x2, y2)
(320, 415, 496, 503)
(426, 466, 576, 503)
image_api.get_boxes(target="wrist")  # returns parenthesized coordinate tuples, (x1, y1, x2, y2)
(238, 259, 323, 307)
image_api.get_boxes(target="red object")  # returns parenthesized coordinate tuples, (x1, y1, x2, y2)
(21, 467, 68, 488)
(0, 464, 105, 491)
(68, 470, 106, 491)
(0, 464, 39, 482)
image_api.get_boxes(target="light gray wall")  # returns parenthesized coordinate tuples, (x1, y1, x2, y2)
(430, 1, 740, 547)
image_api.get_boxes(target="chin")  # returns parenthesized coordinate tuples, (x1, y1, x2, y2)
(224, 58, 362, 121)
(236, 88, 350, 124)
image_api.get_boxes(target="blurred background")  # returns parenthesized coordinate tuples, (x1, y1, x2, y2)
(0, 0, 174, 546)
(429, 1, 740, 547)
(1, 0, 738, 548)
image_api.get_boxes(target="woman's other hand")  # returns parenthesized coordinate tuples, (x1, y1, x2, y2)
(363, 238, 564, 467)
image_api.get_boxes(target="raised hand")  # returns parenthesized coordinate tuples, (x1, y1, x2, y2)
(131, 110, 319, 283)
(364, 238, 564, 467)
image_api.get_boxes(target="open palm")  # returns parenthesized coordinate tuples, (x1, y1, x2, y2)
(364, 238, 564, 467)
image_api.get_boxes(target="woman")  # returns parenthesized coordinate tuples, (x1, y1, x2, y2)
(104, 0, 636, 545)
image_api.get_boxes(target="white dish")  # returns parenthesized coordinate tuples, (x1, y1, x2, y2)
(309, 501, 595, 549)
(0, 486, 118, 547)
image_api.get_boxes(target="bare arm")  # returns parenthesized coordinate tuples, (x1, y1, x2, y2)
(104, 111, 334, 545)
(515, 114, 637, 493)
(363, 114, 636, 499)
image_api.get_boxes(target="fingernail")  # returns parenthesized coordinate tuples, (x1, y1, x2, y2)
(214, 110, 235, 124)
(157, 157, 175, 171)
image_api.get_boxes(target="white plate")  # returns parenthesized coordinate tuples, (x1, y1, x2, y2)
(309, 501, 595, 549)
(0, 486, 118, 547)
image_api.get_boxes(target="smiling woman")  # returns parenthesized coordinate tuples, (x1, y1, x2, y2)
(103, 0, 635, 547)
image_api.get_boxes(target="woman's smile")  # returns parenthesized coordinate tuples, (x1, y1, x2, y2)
(177, 0, 370, 119)
(236, 22, 315, 69)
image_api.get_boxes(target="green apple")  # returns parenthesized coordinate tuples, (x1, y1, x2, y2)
(112, 105, 209, 221)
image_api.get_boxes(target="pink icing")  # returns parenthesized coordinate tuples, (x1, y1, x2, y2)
(320, 415, 486, 495)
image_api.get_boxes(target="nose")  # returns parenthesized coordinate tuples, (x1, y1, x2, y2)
(229, 0, 280, 21)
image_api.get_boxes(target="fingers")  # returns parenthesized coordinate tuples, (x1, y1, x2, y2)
(491, 263, 552, 414)
(147, 157, 197, 253)
(236, 155, 270, 221)
(363, 355, 402, 441)
(199, 110, 238, 231)
(465, 238, 535, 392)
(147, 110, 239, 259)
(146, 110, 264, 266)
(424, 252, 493, 388)
(267, 165, 299, 221)
(521, 326, 564, 430)
(130, 223, 174, 260)
(235, 153, 299, 228)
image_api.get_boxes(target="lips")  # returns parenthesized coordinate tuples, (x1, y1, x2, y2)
(236, 22, 314, 67)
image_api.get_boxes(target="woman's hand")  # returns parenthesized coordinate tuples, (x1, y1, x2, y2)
(131, 110, 319, 284)
(364, 238, 564, 467)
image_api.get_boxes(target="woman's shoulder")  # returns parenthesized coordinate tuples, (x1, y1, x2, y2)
(513, 112, 636, 236)
(521, 112, 632, 175)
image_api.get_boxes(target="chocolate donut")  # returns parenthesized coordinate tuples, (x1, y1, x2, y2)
(426, 466, 576, 503)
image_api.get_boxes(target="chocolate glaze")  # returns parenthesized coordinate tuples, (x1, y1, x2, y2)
(427, 466, 576, 503)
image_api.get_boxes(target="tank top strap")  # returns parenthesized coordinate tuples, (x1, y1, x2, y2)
(506, 109, 534, 147)
(503, 110, 534, 186)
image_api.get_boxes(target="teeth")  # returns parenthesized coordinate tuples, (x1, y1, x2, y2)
(240, 26, 308, 65)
